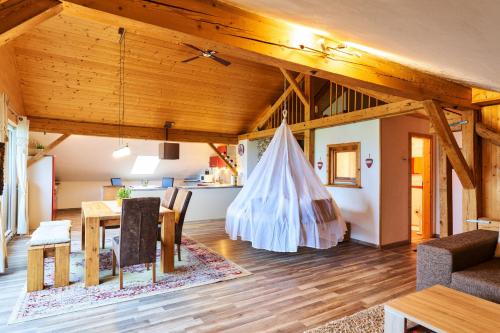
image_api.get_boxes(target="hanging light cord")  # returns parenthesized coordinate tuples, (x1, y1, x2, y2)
(118, 28, 126, 147)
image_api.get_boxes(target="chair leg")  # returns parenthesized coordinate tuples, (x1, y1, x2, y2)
(152, 261, 156, 284)
(101, 227, 105, 249)
(177, 243, 181, 261)
(112, 251, 116, 276)
(119, 268, 123, 290)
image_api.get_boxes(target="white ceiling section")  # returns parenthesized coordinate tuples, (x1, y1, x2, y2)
(29, 132, 213, 181)
(224, 0, 500, 91)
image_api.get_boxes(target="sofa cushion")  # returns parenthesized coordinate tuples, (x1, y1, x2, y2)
(451, 258, 500, 303)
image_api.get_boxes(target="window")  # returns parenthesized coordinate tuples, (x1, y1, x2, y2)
(131, 155, 160, 175)
(4, 125, 17, 238)
(327, 142, 361, 187)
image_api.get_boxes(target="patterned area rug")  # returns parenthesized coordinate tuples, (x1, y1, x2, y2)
(9, 236, 250, 324)
(305, 305, 429, 333)
(304, 305, 384, 333)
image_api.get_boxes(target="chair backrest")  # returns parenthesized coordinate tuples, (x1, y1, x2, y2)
(119, 197, 160, 267)
(110, 178, 123, 186)
(173, 189, 192, 243)
(162, 187, 178, 210)
(162, 177, 174, 188)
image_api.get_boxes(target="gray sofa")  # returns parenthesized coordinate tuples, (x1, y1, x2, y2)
(417, 229, 500, 303)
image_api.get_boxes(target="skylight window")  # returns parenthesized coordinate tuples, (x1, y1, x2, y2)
(131, 155, 160, 175)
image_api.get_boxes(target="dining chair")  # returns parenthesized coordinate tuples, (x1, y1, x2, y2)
(172, 189, 192, 261)
(111, 197, 160, 289)
(162, 187, 178, 210)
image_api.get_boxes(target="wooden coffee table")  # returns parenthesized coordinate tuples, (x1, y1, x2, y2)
(384, 285, 500, 332)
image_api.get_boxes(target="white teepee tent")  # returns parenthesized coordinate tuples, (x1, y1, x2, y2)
(226, 116, 347, 252)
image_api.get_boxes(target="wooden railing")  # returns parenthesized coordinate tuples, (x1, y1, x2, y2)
(257, 76, 386, 131)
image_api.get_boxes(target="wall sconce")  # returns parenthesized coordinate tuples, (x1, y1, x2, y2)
(317, 157, 324, 170)
(365, 154, 374, 168)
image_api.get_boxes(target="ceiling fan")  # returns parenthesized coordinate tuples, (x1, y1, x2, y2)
(181, 43, 231, 66)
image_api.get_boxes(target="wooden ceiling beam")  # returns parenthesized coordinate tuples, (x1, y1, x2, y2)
(0, 0, 62, 46)
(62, 0, 473, 109)
(28, 133, 70, 167)
(239, 100, 423, 140)
(423, 100, 474, 189)
(472, 88, 500, 106)
(476, 122, 500, 146)
(29, 117, 238, 144)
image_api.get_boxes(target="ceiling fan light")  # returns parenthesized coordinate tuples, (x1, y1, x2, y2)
(113, 144, 131, 158)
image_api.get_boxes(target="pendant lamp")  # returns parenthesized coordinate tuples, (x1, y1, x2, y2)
(159, 122, 179, 160)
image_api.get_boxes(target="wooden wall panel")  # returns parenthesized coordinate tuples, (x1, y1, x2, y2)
(479, 106, 500, 231)
(0, 43, 24, 117)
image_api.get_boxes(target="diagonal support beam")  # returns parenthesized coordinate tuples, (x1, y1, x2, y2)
(279, 68, 309, 110)
(28, 134, 70, 167)
(476, 122, 500, 146)
(248, 73, 304, 132)
(423, 100, 474, 189)
(207, 143, 237, 175)
(0, 0, 62, 46)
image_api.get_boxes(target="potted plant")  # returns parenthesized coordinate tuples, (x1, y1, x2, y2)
(116, 187, 131, 206)
(35, 143, 45, 153)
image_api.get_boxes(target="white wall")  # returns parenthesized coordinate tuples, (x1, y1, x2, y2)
(29, 133, 215, 209)
(314, 120, 381, 245)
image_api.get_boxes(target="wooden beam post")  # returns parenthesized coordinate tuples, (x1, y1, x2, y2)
(0, 0, 62, 46)
(423, 100, 474, 189)
(248, 73, 305, 132)
(462, 110, 481, 232)
(279, 68, 309, 110)
(438, 140, 453, 237)
(28, 134, 70, 167)
(28, 117, 238, 144)
(207, 143, 237, 175)
(63, 0, 474, 109)
(303, 75, 314, 165)
(472, 88, 500, 106)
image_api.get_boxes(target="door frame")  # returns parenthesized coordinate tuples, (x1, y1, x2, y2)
(408, 133, 434, 243)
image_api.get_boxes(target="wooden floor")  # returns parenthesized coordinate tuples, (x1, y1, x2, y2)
(0, 209, 417, 333)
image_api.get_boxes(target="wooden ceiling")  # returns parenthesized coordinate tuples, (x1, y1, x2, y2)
(12, 13, 284, 134)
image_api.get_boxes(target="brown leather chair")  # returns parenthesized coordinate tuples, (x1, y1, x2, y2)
(162, 187, 178, 210)
(158, 188, 192, 261)
(111, 197, 160, 289)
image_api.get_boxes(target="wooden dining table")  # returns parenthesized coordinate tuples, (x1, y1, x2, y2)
(81, 200, 176, 287)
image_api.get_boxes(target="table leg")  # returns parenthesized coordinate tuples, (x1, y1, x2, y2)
(84, 216, 100, 287)
(384, 306, 406, 333)
(160, 212, 175, 273)
(81, 210, 86, 249)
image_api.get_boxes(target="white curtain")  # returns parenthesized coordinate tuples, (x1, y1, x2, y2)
(16, 117, 29, 235)
(0, 93, 8, 273)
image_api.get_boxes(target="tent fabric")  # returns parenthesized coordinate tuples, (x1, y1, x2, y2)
(226, 118, 347, 252)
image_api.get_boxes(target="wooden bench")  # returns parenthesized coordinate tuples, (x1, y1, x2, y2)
(27, 220, 71, 292)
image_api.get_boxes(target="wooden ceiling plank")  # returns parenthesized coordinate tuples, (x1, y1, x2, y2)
(62, 0, 473, 108)
(28, 133, 70, 167)
(0, 0, 62, 46)
(28, 117, 238, 144)
(423, 100, 475, 189)
(239, 99, 423, 140)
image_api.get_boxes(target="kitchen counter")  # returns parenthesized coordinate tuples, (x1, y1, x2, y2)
(177, 183, 242, 189)
(129, 183, 241, 221)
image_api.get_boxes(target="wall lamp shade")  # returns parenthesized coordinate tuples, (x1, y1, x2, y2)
(159, 142, 179, 160)
(112, 144, 131, 158)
